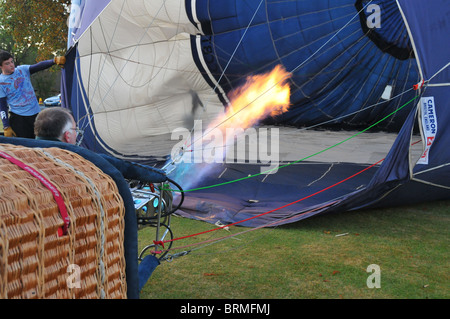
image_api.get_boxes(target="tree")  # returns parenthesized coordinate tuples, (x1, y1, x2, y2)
(0, 0, 71, 63)
(0, 0, 70, 100)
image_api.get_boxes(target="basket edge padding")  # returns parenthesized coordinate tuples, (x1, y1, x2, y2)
(0, 137, 140, 299)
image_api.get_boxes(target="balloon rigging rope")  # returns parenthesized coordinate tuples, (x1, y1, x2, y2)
(189, 153, 421, 257)
(168, 94, 419, 193)
(168, 142, 425, 257)
(150, 95, 419, 257)
(165, 159, 382, 255)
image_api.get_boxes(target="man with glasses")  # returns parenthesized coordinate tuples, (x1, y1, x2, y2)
(34, 107, 80, 145)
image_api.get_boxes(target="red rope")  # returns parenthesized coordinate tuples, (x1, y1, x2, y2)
(160, 200, 340, 253)
(154, 158, 385, 247)
(0, 150, 70, 236)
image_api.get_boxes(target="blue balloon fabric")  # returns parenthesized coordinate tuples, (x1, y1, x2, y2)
(138, 255, 160, 293)
(189, 0, 419, 130)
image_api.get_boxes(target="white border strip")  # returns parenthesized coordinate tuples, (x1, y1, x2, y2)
(396, 0, 424, 81)
(195, 35, 230, 105)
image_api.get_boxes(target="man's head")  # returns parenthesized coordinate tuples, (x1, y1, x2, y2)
(34, 107, 78, 144)
(0, 51, 15, 75)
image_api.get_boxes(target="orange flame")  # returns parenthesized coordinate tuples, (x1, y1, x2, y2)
(171, 65, 291, 188)
(208, 64, 291, 132)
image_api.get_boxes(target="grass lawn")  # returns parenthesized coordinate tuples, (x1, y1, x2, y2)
(139, 199, 449, 299)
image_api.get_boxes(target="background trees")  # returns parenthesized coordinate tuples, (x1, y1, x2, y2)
(0, 0, 71, 99)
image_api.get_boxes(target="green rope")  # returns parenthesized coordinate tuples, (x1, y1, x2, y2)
(165, 95, 419, 193)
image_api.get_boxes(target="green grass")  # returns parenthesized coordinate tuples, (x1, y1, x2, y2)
(138, 199, 449, 299)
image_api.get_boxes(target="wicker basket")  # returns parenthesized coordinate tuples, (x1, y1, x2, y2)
(0, 143, 127, 299)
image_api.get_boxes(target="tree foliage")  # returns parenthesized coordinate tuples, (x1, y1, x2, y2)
(0, 0, 71, 63)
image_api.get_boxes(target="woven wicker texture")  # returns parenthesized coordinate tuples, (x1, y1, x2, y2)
(0, 144, 126, 299)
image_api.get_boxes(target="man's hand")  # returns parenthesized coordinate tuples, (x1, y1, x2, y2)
(3, 126, 15, 137)
(54, 56, 66, 67)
